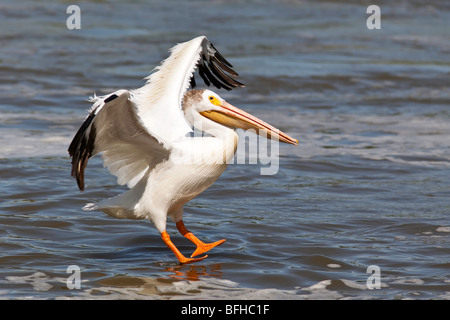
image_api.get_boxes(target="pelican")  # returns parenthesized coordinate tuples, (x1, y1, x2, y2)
(68, 36, 298, 264)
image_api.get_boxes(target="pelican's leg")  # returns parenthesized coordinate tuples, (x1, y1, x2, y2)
(161, 231, 207, 264)
(176, 220, 226, 258)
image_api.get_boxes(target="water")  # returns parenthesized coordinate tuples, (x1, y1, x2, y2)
(1, 0, 450, 299)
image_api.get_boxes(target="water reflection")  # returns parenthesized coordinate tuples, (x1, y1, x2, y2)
(162, 263, 224, 281)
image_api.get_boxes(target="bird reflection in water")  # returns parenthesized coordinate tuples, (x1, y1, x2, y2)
(162, 263, 224, 281)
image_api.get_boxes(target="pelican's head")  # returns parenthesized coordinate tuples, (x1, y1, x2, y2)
(182, 89, 298, 145)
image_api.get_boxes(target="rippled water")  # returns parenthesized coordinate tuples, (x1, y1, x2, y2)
(1, 1, 450, 299)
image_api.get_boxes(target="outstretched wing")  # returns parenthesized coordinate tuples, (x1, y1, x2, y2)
(69, 36, 243, 191)
(68, 90, 170, 191)
(134, 36, 244, 142)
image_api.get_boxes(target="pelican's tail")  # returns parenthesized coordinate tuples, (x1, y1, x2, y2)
(82, 192, 145, 220)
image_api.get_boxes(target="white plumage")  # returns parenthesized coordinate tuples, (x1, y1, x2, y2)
(69, 36, 297, 264)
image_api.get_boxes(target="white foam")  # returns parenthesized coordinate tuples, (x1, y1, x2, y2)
(0, 111, 79, 159)
(340, 279, 367, 290)
(4, 272, 59, 292)
(392, 278, 425, 285)
(2, 109, 450, 171)
(0, 128, 72, 158)
(0, 272, 365, 300)
(436, 226, 450, 233)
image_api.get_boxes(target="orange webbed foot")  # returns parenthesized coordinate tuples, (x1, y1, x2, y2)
(178, 254, 209, 264)
(161, 231, 208, 264)
(190, 239, 226, 257)
(176, 220, 226, 258)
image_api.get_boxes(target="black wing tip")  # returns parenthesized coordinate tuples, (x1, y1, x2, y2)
(197, 38, 245, 91)
(104, 94, 119, 103)
(208, 41, 234, 68)
(68, 92, 130, 191)
(68, 112, 97, 191)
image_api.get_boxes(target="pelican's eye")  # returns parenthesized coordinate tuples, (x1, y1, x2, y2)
(208, 95, 221, 106)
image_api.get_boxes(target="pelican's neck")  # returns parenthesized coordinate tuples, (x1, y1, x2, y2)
(178, 112, 238, 166)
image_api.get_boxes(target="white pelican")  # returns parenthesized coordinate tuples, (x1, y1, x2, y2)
(68, 36, 298, 264)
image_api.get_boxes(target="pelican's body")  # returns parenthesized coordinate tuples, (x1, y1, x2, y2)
(95, 92, 239, 232)
(69, 36, 298, 264)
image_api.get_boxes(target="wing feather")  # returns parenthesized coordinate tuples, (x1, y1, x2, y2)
(69, 36, 243, 191)
(68, 90, 170, 190)
(134, 36, 244, 142)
